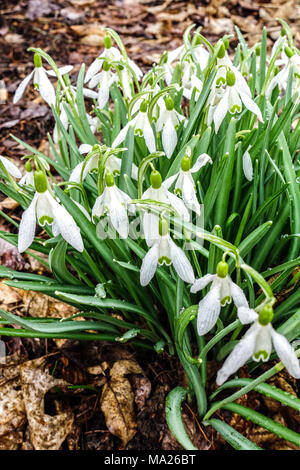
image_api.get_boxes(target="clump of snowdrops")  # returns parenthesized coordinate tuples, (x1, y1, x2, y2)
(0, 21, 300, 450)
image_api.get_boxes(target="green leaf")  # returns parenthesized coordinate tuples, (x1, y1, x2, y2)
(208, 418, 263, 450)
(222, 402, 300, 447)
(211, 378, 300, 411)
(165, 387, 198, 450)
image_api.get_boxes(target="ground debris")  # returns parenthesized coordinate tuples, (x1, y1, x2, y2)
(0, 355, 76, 450)
(100, 359, 149, 447)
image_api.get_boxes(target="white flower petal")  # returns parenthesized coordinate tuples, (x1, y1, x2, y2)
(140, 243, 159, 286)
(242, 150, 253, 181)
(163, 173, 178, 190)
(47, 65, 73, 77)
(190, 274, 215, 293)
(271, 329, 300, 378)
(197, 283, 221, 335)
(79, 144, 93, 154)
(253, 324, 272, 361)
(108, 190, 129, 239)
(36, 68, 56, 107)
(85, 58, 103, 84)
(190, 153, 212, 173)
(169, 239, 195, 284)
(141, 117, 156, 154)
(92, 193, 105, 219)
(13, 70, 34, 104)
(213, 89, 229, 133)
(162, 117, 177, 159)
(82, 87, 98, 99)
(167, 191, 190, 222)
(216, 323, 259, 385)
(239, 91, 263, 123)
(0, 156, 22, 179)
(49, 197, 84, 252)
(237, 306, 258, 325)
(230, 280, 249, 308)
(18, 194, 38, 253)
(112, 121, 132, 149)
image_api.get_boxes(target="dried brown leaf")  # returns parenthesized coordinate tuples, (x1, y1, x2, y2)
(20, 357, 74, 450)
(0, 281, 22, 306)
(100, 359, 145, 446)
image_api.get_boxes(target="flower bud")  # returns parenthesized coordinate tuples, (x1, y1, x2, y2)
(181, 155, 191, 172)
(258, 305, 274, 326)
(33, 53, 42, 68)
(105, 170, 114, 187)
(284, 46, 294, 58)
(255, 45, 261, 57)
(194, 35, 202, 46)
(216, 261, 228, 278)
(159, 218, 168, 237)
(140, 100, 148, 113)
(280, 28, 287, 37)
(150, 170, 162, 189)
(217, 43, 226, 59)
(165, 95, 174, 111)
(25, 161, 33, 173)
(103, 61, 111, 72)
(226, 70, 236, 87)
(223, 38, 229, 50)
(34, 171, 47, 193)
(104, 33, 112, 49)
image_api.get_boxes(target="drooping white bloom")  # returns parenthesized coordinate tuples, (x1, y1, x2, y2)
(242, 147, 253, 181)
(190, 261, 253, 336)
(155, 96, 186, 158)
(13, 53, 72, 107)
(84, 34, 142, 87)
(141, 170, 190, 246)
(207, 66, 263, 133)
(164, 152, 212, 214)
(87, 63, 118, 109)
(92, 171, 135, 239)
(0, 155, 22, 179)
(216, 306, 300, 385)
(266, 53, 300, 99)
(18, 171, 84, 253)
(140, 218, 195, 286)
(19, 161, 34, 186)
(181, 61, 203, 101)
(69, 144, 138, 183)
(112, 102, 156, 154)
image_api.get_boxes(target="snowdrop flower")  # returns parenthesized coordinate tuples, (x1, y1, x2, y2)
(112, 100, 156, 154)
(216, 43, 233, 68)
(208, 68, 263, 133)
(92, 170, 135, 239)
(140, 217, 195, 286)
(181, 61, 203, 101)
(0, 155, 22, 179)
(141, 170, 190, 246)
(13, 53, 73, 107)
(85, 33, 142, 87)
(266, 49, 300, 99)
(191, 261, 253, 336)
(18, 171, 84, 253)
(69, 144, 138, 183)
(164, 152, 212, 214)
(19, 161, 34, 186)
(164, 41, 209, 76)
(242, 146, 253, 181)
(155, 96, 186, 158)
(216, 305, 300, 385)
(87, 61, 118, 109)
